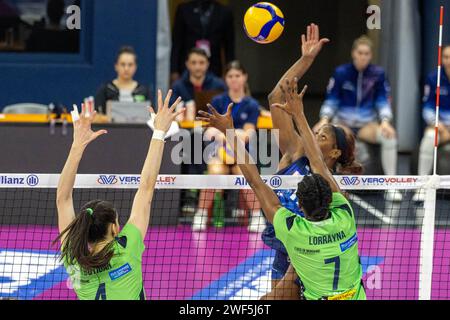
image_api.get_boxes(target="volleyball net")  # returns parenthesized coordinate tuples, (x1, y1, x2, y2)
(0, 173, 449, 300)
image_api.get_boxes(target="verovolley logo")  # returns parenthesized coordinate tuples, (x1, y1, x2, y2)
(97, 175, 118, 185)
(119, 176, 140, 185)
(269, 176, 282, 188)
(340, 176, 361, 186)
(26, 175, 39, 186)
(360, 177, 419, 186)
(156, 176, 177, 186)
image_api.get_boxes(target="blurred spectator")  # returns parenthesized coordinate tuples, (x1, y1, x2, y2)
(192, 61, 264, 233)
(171, 0, 235, 83)
(26, 0, 80, 52)
(314, 36, 402, 201)
(95, 46, 151, 114)
(415, 45, 450, 199)
(172, 48, 226, 214)
(170, 47, 226, 111)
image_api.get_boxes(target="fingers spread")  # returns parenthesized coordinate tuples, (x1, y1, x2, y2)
(94, 130, 108, 139)
(170, 97, 182, 112)
(196, 117, 210, 123)
(293, 77, 299, 94)
(158, 90, 163, 109)
(226, 103, 234, 115)
(164, 89, 173, 108)
(198, 110, 211, 117)
(313, 23, 319, 41)
(299, 85, 308, 98)
(174, 108, 186, 119)
(207, 104, 219, 115)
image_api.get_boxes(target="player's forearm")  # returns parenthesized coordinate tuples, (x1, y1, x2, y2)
(269, 56, 315, 102)
(292, 113, 325, 168)
(138, 139, 165, 194)
(226, 131, 280, 221)
(57, 145, 85, 202)
(226, 131, 261, 188)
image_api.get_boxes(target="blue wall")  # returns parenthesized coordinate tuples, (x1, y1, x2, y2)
(0, 0, 158, 111)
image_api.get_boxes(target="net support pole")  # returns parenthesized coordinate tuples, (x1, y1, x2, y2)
(419, 176, 439, 300)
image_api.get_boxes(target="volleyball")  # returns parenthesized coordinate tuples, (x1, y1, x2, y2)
(243, 2, 285, 44)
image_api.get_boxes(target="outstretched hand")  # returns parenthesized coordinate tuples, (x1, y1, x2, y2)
(301, 23, 330, 59)
(272, 78, 308, 116)
(72, 103, 107, 148)
(152, 89, 183, 133)
(197, 103, 235, 135)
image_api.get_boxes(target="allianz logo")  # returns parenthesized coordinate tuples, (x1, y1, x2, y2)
(0, 175, 39, 186)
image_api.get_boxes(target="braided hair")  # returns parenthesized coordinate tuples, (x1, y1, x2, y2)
(296, 174, 332, 222)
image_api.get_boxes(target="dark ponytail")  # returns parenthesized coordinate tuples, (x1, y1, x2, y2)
(334, 126, 364, 175)
(54, 200, 118, 272)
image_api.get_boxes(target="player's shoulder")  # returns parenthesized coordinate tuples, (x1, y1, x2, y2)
(367, 64, 386, 78)
(118, 224, 143, 244)
(330, 192, 354, 216)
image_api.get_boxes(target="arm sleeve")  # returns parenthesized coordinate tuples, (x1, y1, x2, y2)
(170, 5, 185, 75)
(320, 70, 342, 119)
(94, 84, 107, 114)
(374, 71, 394, 122)
(273, 207, 296, 246)
(119, 223, 145, 259)
(422, 74, 437, 126)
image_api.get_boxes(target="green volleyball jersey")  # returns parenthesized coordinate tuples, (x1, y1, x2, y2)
(64, 223, 146, 300)
(274, 192, 365, 300)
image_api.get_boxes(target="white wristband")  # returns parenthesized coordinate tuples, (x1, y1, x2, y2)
(152, 129, 166, 142)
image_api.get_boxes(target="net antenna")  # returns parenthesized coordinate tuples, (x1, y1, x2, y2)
(433, 6, 445, 176)
(419, 6, 445, 300)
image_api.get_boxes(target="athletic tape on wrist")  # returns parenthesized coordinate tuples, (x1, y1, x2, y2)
(152, 129, 166, 141)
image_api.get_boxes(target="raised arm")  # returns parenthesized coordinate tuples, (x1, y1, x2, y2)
(269, 24, 329, 157)
(127, 90, 183, 239)
(57, 103, 107, 236)
(273, 79, 340, 193)
(198, 104, 281, 223)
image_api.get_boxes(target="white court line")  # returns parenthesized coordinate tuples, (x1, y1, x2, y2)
(351, 194, 393, 224)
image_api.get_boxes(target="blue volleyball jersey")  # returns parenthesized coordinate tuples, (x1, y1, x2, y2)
(320, 63, 393, 128)
(275, 156, 311, 217)
(423, 70, 450, 126)
(212, 93, 260, 129)
(262, 156, 311, 252)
